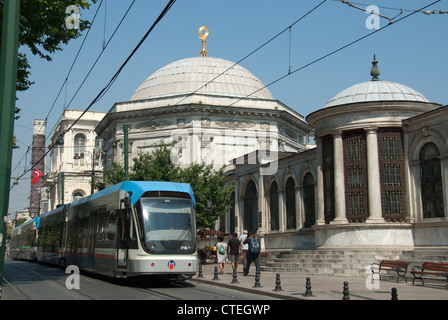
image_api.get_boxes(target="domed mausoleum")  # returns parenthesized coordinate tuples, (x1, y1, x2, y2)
(96, 27, 311, 171)
(226, 55, 448, 265)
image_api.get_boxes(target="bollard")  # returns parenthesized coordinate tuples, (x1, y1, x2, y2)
(391, 287, 398, 300)
(303, 277, 314, 297)
(342, 281, 350, 300)
(212, 266, 220, 280)
(253, 271, 262, 288)
(273, 273, 283, 291)
(197, 264, 204, 278)
(230, 268, 239, 284)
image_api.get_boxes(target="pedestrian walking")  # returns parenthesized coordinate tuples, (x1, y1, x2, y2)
(216, 236, 227, 274)
(243, 232, 260, 276)
(227, 232, 243, 271)
(239, 230, 249, 271)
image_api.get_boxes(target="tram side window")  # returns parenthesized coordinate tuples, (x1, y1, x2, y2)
(96, 211, 116, 243)
(119, 209, 135, 242)
(118, 208, 138, 249)
(134, 201, 145, 243)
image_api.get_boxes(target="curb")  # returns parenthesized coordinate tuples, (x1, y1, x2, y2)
(190, 277, 305, 300)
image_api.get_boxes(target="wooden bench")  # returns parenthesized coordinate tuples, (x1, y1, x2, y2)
(411, 262, 448, 289)
(371, 260, 410, 283)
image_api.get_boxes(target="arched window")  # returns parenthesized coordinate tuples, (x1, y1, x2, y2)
(74, 133, 86, 166)
(269, 182, 279, 231)
(420, 142, 444, 218)
(303, 173, 316, 228)
(244, 180, 258, 234)
(285, 177, 296, 229)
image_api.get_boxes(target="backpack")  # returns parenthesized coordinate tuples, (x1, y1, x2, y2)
(249, 237, 260, 254)
(218, 244, 225, 255)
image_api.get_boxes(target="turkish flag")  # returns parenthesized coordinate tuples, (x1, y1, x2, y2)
(32, 168, 43, 185)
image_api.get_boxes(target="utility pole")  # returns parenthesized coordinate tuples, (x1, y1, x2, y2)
(0, 0, 21, 299)
(124, 124, 129, 181)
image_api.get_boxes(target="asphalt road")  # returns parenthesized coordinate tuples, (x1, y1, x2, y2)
(2, 259, 280, 301)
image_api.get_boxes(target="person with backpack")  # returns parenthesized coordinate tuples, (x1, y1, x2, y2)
(243, 232, 260, 276)
(216, 235, 227, 274)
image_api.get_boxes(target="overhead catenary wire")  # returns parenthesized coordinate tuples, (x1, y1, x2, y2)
(124, 0, 441, 157)
(13, 0, 443, 188)
(106, 0, 330, 166)
(226, 0, 442, 108)
(11, 0, 177, 188)
(46, 0, 137, 145)
(173, 0, 327, 107)
(9, 0, 105, 184)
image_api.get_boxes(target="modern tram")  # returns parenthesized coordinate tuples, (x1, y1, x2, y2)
(10, 181, 198, 281)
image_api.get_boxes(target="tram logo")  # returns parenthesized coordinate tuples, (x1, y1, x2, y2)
(168, 260, 176, 270)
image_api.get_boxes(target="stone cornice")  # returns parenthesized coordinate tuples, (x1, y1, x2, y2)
(306, 100, 441, 128)
(95, 103, 312, 137)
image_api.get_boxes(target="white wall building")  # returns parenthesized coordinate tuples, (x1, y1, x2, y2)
(45, 109, 106, 211)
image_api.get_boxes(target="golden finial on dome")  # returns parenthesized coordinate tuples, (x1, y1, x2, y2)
(199, 26, 209, 57)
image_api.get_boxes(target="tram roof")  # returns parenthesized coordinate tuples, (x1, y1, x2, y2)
(71, 181, 196, 207)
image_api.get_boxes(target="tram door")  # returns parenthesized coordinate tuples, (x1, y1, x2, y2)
(116, 208, 128, 268)
(117, 197, 132, 268)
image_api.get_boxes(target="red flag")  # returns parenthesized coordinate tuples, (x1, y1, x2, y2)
(32, 168, 43, 185)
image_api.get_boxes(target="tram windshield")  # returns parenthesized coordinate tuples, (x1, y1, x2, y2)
(139, 197, 194, 242)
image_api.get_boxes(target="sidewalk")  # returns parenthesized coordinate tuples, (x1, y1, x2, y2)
(191, 262, 448, 300)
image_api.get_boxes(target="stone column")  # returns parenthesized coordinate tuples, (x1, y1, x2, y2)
(295, 185, 302, 229)
(258, 172, 266, 234)
(331, 132, 348, 224)
(315, 138, 326, 225)
(278, 188, 285, 231)
(365, 127, 385, 223)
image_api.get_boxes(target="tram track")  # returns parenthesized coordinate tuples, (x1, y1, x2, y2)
(4, 261, 97, 300)
(3, 259, 276, 300)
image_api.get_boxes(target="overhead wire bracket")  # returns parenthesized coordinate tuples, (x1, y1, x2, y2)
(341, 0, 393, 24)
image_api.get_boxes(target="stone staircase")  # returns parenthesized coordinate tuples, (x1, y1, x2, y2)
(261, 248, 448, 278)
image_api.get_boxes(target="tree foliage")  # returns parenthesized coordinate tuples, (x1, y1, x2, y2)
(105, 144, 234, 229)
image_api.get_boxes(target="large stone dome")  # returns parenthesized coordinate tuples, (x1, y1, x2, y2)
(130, 57, 274, 102)
(325, 80, 430, 108)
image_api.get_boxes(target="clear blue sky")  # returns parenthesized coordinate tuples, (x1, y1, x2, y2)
(8, 0, 448, 213)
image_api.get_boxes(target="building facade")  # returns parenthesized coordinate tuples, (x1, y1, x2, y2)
(44, 109, 106, 211)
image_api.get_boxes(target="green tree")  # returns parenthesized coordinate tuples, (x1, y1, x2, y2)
(105, 144, 233, 229)
(178, 163, 233, 229)
(130, 144, 179, 182)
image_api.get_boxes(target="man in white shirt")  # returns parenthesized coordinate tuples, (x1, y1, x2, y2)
(239, 230, 248, 273)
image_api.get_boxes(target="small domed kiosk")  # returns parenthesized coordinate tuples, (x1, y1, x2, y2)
(306, 56, 442, 248)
